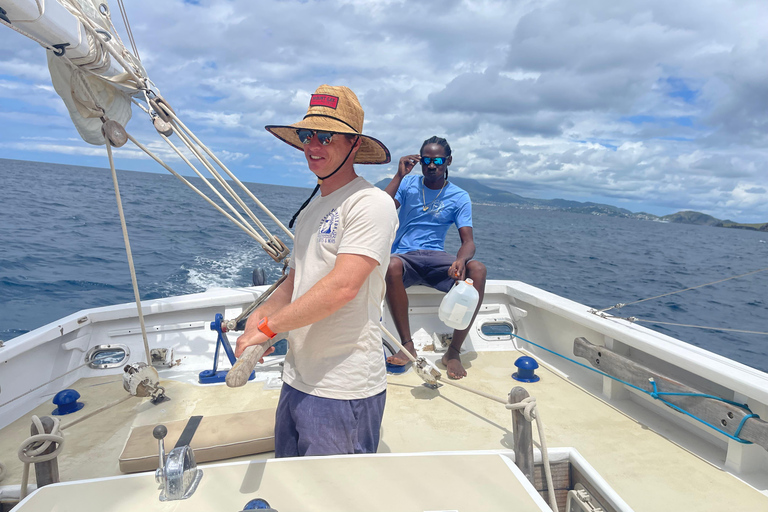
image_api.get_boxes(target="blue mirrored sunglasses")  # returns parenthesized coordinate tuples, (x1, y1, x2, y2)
(420, 156, 447, 166)
(296, 129, 334, 145)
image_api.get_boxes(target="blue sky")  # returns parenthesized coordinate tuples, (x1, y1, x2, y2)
(1, 0, 768, 221)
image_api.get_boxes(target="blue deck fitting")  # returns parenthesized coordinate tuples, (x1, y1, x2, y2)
(199, 313, 256, 384)
(512, 355, 540, 383)
(52, 389, 85, 415)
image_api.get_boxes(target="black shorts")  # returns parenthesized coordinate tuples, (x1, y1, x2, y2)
(391, 250, 457, 293)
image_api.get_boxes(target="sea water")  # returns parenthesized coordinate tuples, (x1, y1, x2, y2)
(1, 159, 766, 371)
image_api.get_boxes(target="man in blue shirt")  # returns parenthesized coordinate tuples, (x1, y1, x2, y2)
(384, 136, 486, 379)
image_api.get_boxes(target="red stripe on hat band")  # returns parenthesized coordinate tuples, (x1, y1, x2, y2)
(310, 94, 339, 109)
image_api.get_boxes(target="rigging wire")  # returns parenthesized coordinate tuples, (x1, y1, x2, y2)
(594, 266, 768, 314)
(116, 0, 140, 61)
(619, 318, 768, 336)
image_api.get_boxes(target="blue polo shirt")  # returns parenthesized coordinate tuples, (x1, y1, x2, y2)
(392, 175, 472, 254)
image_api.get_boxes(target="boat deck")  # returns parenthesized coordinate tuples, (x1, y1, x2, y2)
(1, 349, 765, 511)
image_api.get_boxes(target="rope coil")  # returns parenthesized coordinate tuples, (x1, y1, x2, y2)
(18, 416, 65, 500)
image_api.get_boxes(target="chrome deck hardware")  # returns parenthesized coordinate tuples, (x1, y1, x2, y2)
(153, 424, 203, 501)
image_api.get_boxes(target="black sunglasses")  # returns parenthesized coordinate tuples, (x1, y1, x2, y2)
(420, 156, 447, 166)
(296, 129, 334, 146)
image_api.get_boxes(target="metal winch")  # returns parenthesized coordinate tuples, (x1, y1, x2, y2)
(122, 362, 167, 403)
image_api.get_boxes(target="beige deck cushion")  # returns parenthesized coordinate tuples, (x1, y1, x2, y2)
(119, 408, 276, 473)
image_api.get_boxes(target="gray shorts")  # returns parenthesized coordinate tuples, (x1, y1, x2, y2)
(392, 250, 457, 293)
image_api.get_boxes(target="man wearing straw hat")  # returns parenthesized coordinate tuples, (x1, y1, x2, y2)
(235, 85, 398, 458)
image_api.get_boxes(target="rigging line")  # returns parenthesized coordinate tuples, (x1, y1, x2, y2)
(126, 133, 274, 249)
(116, 0, 140, 61)
(0, 13, 57, 50)
(131, 97, 151, 115)
(164, 108, 295, 241)
(99, 0, 127, 51)
(627, 318, 768, 336)
(105, 137, 152, 365)
(160, 134, 264, 240)
(168, 114, 291, 243)
(62, 0, 144, 85)
(595, 266, 768, 313)
(169, 121, 276, 240)
(0, 363, 88, 410)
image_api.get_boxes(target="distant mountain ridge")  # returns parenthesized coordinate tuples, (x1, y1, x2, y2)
(374, 177, 768, 231)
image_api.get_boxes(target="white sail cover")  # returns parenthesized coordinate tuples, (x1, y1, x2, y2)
(48, 49, 133, 145)
(39, 0, 136, 145)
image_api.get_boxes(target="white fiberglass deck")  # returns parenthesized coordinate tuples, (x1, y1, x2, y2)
(1, 351, 766, 511)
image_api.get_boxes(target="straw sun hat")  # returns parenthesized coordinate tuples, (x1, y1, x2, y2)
(265, 85, 391, 165)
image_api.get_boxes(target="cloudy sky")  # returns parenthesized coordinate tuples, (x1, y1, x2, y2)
(1, 0, 767, 221)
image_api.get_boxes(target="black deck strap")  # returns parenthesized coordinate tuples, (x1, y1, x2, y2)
(174, 415, 203, 449)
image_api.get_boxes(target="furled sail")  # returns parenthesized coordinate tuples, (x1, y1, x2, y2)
(3, 0, 145, 144)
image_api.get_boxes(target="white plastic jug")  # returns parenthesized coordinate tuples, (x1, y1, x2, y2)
(438, 278, 479, 330)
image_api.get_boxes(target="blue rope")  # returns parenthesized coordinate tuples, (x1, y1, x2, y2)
(511, 333, 759, 444)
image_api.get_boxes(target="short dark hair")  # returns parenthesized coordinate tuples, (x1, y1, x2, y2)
(420, 136, 451, 156)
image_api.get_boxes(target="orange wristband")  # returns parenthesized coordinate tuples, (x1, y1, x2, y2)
(257, 317, 277, 339)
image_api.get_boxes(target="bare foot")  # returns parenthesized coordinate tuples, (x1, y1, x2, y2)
(386, 340, 417, 366)
(441, 346, 467, 379)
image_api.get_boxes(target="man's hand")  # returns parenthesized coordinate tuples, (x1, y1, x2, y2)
(448, 258, 468, 281)
(398, 154, 421, 178)
(235, 328, 276, 360)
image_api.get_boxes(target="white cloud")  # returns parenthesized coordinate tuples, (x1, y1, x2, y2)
(0, 0, 767, 220)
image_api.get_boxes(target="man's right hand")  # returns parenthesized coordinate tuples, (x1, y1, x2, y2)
(397, 154, 421, 178)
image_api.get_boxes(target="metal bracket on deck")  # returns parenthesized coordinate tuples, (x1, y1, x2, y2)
(199, 313, 255, 384)
(197, 313, 256, 384)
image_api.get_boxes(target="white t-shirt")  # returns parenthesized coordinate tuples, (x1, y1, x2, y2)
(283, 176, 399, 399)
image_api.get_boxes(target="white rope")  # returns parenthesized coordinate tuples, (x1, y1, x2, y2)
(126, 133, 276, 248)
(133, 98, 287, 254)
(17, 416, 64, 500)
(0, 363, 89, 410)
(163, 108, 294, 241)
(506, 397, 558, 511)
(10, 393, 134, 500)
(381, 324, 419, 363)
(159, 134, 264, 241)
(60, 394, 133, 431)
(167, 122, 275, 241)
(60, 0, 144, 86)
(105, 136, 152, 365)
(0, 13, 57, 50)
(381, 324, 557, 510)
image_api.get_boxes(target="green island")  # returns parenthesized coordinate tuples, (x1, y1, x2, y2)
(375, 177, 768, 231)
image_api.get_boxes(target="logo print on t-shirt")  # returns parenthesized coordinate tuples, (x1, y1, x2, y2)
(427, 201, 445, 215)
(318, 208, 339, 244)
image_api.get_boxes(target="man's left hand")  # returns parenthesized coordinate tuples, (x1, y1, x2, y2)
(235, 328, 275, 360)
(448, 258, 468, 281)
